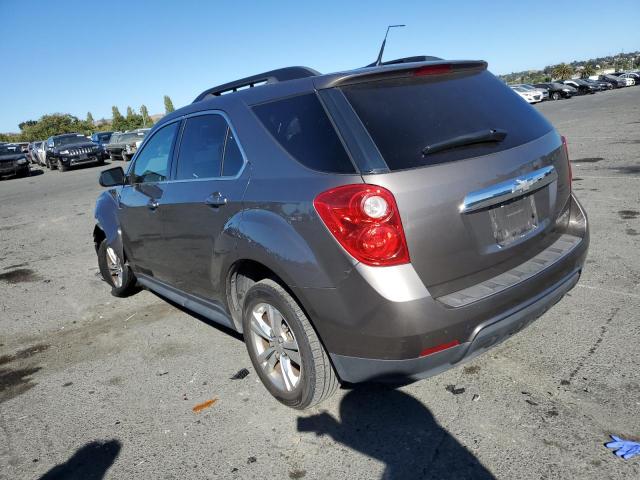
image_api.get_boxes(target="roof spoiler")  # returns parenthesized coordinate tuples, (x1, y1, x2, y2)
(193, 66, 320, 103)
(363, 55, 443, 68)
(323, 60, 488, 88)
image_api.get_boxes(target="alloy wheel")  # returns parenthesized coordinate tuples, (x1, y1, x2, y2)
(249, 302, 302, 392)
(105, 246, 123, 288)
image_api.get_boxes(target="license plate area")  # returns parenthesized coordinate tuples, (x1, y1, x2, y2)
(489, 195, 538, 247)
(79, 153, 87, 160)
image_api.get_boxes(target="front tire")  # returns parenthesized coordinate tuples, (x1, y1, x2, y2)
(58, 159, 68, 172)
(552, 91, 561, 101)
(97, 240, 138, 297)
(242, 279, 338, 409)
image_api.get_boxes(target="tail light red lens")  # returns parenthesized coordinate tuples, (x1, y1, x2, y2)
(561, 135, 572, 187)
(419, 340, 460, 358)
(413, 64, 453, 77)
(314, 184, 410, 266)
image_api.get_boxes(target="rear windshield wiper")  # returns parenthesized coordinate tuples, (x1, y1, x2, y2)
(422, 129, 507, 156)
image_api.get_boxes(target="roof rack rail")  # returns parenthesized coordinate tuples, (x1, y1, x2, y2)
(193, 66, 320, 103)
(364, 55, 443, 68)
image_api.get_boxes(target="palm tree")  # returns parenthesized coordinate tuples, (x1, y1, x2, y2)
(581, 63, 596, 78)
(552, 63, 574, 80)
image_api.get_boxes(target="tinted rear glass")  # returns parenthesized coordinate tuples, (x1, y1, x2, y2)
(252, 93, 355, 174)
(341, 70, 553, 171)
(176, 114, 227, 180)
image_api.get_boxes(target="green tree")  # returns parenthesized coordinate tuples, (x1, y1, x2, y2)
(164, 95, 175, 114)
(112, 106, 126, 131)
(18, 114, 88, 141)
(140, 105, 151, 127)
(552, 63, 573, 80)
(581, 63, 596, 78)
(86, 112, 94, 125)
(18, 120, 37, 131)
(118, 105, 145, 131)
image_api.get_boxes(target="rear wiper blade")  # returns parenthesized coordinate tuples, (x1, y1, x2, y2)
(422, 129, 507, 156)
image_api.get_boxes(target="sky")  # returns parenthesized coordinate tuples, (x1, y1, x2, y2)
(1, 0, 638, 132)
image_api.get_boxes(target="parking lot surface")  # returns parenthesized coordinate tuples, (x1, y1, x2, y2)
(1, 87, 639, 480)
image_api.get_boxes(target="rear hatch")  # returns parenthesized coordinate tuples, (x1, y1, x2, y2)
(335, 63, 571, 294)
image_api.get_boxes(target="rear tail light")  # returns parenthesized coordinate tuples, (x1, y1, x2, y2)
(314, 184, 410, 266)
(561, 135, 572, 188)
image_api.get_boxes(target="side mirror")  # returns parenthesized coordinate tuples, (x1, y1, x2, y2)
(99, 166, 125, 187)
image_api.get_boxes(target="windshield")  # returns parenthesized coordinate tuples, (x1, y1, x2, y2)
(120, 132, 145, 143)
(55, 135, 90, 147)
(341, 70, 553, 171)
(0, 145, 21, 155)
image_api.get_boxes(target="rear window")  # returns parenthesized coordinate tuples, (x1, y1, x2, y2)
(252, 93, 355, 174)
(340, 70, 553, 171)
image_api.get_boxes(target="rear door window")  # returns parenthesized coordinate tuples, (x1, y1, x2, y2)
(252, 93, 355, 174)
(340, 70, 553, 171)
(175, 114, 228, 180)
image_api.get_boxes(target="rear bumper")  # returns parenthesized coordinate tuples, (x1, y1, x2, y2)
(331, 266, 580, 383)
(294, 194, 588, 382)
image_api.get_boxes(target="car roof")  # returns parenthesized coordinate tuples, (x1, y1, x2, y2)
(154, 58, 488, 131)
(53, 133, 85, 138)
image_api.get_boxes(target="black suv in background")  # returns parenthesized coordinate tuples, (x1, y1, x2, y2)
(45, 133, 103, 171)
(91, 131, 114, 160)
(533, 82, 576, 100)
(562, 79, 598, 94)
(94, 59, 588, 409)
(598, 74, 626, 88)
(0, 143, 30, 178)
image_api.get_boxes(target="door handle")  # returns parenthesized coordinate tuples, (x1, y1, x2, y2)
(204, 192, 227, 207)
(147, 199, 159, 210)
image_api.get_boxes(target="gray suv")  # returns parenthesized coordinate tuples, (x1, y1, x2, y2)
(94, 58, 589, 409)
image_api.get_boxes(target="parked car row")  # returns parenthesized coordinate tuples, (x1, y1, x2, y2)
(509, 71, 639, 104)
(6, 128, 149, 178)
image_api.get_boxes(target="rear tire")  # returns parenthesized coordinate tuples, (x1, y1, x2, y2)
(97, 240, 138, 297)
(242, 279, 338, 409)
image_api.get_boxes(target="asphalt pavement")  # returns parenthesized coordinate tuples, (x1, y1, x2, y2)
(1, 86, 639, 479)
